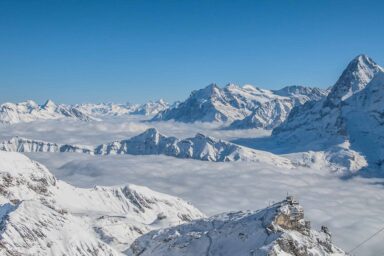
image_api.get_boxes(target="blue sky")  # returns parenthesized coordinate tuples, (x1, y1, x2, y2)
(1, 0, 383, 104)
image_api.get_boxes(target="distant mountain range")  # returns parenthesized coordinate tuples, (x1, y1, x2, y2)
(0, 99, 170, 124)
(74, 99, 169, 117)
(0, 85, 326, 129)
(0, 128, 294, 167)
(2, 54, 384, 176)
(152, 84, 327, 129)
(0, 99, 98, 124)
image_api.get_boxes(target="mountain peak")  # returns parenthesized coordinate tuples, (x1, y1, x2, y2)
(140, 128, 160, 137)
(188, 83, 223, 101)
(327, 54, 383, 103)
(41, 99, 57, 109)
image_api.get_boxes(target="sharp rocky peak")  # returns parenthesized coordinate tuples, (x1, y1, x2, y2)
(135, 128, 161, 138)
(41, 99, 57, 109)
(327, 54, 383, 103)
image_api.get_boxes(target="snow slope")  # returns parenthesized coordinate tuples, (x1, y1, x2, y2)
(0, 151, 204, 255)
(0, 100, 97, 124)
(126, 197, 346, 256)
(152, 83, 327, 129)
(0, 129, 294, 167)
(272, 54, 384, 175)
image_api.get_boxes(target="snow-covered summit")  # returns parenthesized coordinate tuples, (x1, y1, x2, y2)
(327, 54, 383, 104)
(0, 151, 204, 255)
(126, 196, 347, 256)
(153, 83, 327, 129)
(274, 55, 384, 139)
(273, 55, 384, 175)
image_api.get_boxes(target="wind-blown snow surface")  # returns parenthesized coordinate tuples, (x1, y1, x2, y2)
(127, 198, 346, 256)
(152, 83, 327, 129)
(0, 151, 204, 255)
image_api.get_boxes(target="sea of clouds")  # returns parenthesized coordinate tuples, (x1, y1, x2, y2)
(1, 117, 383, 255)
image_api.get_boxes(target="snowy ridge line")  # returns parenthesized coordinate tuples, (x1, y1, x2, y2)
(152, 83, 327, 129)
(0, 128, 294, 168)
(0, 128, 294, 167)
(126, 196, 347, 256)
(74, 99, 170, 117)
(0, 99, 170, 125)
(0, 99, 99, 125)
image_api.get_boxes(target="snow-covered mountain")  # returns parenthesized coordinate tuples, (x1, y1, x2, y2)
(0, 99, 170, 125)
(126, 196, 346, 256)
(75, 99, 169, 117)
(152, 83, 327, 129)
(273, 54, 384, 175)
(0, 100, 97, 124)
(273, 85, 329, 105)
(0, 129, 294, 167)
(0, 136, 94, 154)
(0, 151, 204, 255)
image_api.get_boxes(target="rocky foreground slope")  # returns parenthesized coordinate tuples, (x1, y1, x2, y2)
(126, 196, 347, 256)
(0, 151, 204, 255)
(153, 83, 327, 129)
(0, 128, 294, 167)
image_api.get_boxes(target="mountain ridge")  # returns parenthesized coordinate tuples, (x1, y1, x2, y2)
(153, 83, 327, 130)
(0, 128, 294, 167)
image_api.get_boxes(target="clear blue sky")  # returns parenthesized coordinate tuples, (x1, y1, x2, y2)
(1, 0, 383, 104)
